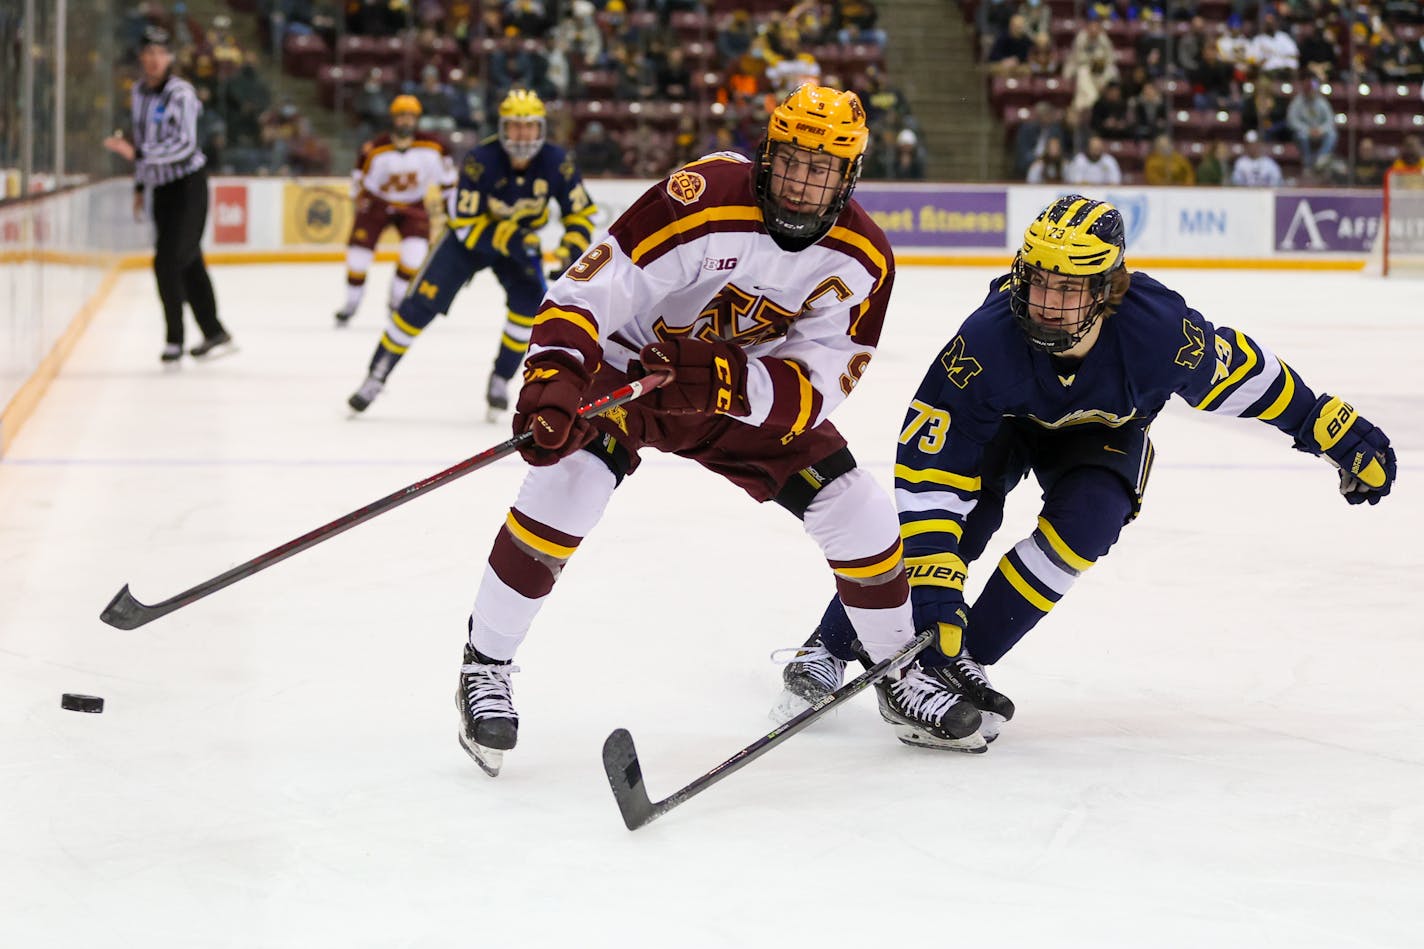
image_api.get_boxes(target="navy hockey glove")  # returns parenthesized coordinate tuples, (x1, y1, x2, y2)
(636, 339, 751, 416)
(1295, 395, 1396, 505)
(513, 351, 595, 466)
(905, 552, 970, 660)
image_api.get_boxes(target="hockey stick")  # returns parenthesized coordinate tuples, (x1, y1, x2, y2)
(99, 373, 669, 630)
(601, 627, 935, 831)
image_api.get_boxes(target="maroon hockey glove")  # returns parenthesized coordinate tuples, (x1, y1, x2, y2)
(513, 351, 596, 466)
(637, 339, 750, 416)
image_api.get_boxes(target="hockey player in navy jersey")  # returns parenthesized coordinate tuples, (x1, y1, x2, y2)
(347, 89, 599, 417)
(778, 194, 1397, 752)
(453, 85, 982, 776)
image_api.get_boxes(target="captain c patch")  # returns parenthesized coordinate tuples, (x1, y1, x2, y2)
(666, 170, 706, 206)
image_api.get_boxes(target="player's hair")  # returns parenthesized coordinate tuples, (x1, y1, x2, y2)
(498, 89, 547, 163)
(1009, 194, 1127, 353)
(753, 84, 869, 249)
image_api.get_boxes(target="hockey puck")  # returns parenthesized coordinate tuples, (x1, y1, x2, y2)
(61, 693, 105, 714)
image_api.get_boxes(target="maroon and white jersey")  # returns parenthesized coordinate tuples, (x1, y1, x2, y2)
(530, 153, 894, 438)
(351, 132, 456, 206)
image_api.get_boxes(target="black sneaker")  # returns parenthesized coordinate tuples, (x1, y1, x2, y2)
(189, 331, 232, 358)
(875, 664, 986, 753)
(456, 643, 520, 777)
(933, 653, 1015, 742)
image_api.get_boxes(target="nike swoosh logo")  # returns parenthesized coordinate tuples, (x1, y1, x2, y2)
(1104, 445, 1127, 455)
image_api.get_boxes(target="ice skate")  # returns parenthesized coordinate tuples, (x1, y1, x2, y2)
(347, 375, 384, 413)
(189, 330, 234, 359)
(456, 643, 519, 776)
(335, 308, 354, 326)
(934, 653, 1015, 742)
(875, 664, 986, 754)
(485, 373, 510, 423)
(160, 343, 183, 366)
(769, 631, 846, 724)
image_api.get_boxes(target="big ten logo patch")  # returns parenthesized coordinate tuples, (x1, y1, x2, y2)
(282, 183, 353, 245)
(212, 184, 248, 244)
(666, 170, 706, 206)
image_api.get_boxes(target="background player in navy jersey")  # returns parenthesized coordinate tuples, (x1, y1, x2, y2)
(347, 89, 598, 418)
(778, 194, 1397, 753)
(453, 85, 980, 776)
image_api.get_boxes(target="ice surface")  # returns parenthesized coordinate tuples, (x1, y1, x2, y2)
(2, 263, 1421, 948)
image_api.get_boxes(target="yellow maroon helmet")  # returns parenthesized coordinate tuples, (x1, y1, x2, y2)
(755, 84, 869, 248)
(1009, 194, 1127, 353)
(498, 88, 547, 163)
(389, 94, 423, 117)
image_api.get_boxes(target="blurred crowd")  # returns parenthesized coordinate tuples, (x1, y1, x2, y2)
(976, 0, 1424, 185)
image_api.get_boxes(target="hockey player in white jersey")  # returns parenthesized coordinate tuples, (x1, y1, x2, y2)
(454, 84, 982, 776)
(334, 95, 456, 325)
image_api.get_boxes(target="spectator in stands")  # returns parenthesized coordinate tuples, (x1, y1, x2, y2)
(860, 65, 912, 130)
(1297, 19, 1339, 82)
(833, 0, 887, 47)
(1130, 80, 1169, 140)
(1019, 0, 1052, 46)
(977, 0, 1017, 61)
(1063, 16, 1114, 79)
(1352, 137, 1387, 186)
(545, 39, 572, 100)
(554, 1, 605, 68)
(654, 45, 693, 101)
(1195, 140, 1232, 185)
(1232, 130, 1284, 186)
(1026, 135, 1067, 182)
(1072, 53, 1122, 136)
(1013, 102, 1070, 177)
(1378, 32, 1424, 82)
(411, 64, 456, 120)
(1243, 78, 1290, 144)
(209, 15, 243, 78)
(504, 0, 553, 39)
(195, 83, 227, 172)
(1066, 135, 1123, 184)
(1216, 16, 1251, 70)
(888, 128, 928, 180)
(612, 42, 658, 102)
(1189, 41, 1238, 111)
(1174, 16, 1209, 76)
(717, 10, 755, 62)
(1027, 33, 1060, 76)
(1144, 134, 1196, 184)
(1088, 80, 1132, 142)
(448, 70, 488, 134)
(348, 0, 404, 37)
(1250, 12, 1299, 79)
(1287, 78, 1337, 172)
(1392, 135, 1424, 173)
(1136, 9, 1171, 79)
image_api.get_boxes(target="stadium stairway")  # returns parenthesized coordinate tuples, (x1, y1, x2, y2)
(883, 0, 1008, 181)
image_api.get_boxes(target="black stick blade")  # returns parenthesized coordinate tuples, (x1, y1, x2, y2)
(602, 728, 658, 831)
(100, 584, 159, 630)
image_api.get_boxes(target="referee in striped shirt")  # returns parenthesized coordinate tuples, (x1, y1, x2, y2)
(103, 26, 232, 364)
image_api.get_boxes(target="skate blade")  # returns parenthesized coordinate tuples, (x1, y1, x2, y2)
(769, 689, 838, 726)
(192, 343, 238, 362)
(980, 712, 1007, 744)
(458, 733, 504, 777)
(891, 724, 988, 754)
(485, 407, 505, 424)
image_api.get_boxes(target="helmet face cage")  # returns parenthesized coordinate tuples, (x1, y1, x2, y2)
(754, 139, 860, 243)
(1009, 258, 1111, 353)
(499, 115, 546, 163)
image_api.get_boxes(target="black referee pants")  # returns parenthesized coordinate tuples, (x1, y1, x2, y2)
(150, 169, 224, 345)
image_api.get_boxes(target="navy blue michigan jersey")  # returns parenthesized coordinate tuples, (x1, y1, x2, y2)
(895, 271, 1324, 563)
(446, 137, 597, 259)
